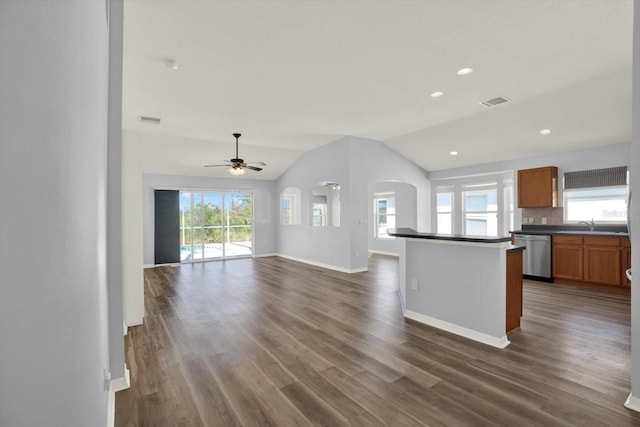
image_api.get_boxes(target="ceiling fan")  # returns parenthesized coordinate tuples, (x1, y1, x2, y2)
(204, 133, 265, 176)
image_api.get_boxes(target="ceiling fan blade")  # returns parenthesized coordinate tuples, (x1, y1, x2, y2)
(246, 161, 266, 166)
(244, 165, 263, 171)
(204, 164, 231, 167)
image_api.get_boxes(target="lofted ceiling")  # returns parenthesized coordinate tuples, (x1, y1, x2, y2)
(123, 0, 633, 180)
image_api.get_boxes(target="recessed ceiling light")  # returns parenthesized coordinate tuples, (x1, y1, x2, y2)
(456, 67, 474, 76)
(164, 59, 179, 70)
(450, 151, 458, 156)
(430, 91, 444, 98)
(540, 129, 552, 135)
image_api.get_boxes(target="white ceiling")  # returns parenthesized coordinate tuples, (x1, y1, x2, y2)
(123, 0, 633, 180)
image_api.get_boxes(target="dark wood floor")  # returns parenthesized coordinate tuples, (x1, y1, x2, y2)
(115, 254, 640, 426)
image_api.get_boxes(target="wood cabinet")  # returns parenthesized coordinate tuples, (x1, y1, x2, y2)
(622, 238, 632, 288)
(552, 235, 630, 288)
(517, 166, 558, 208)
(583, 237, 621, 286)
(552, 236, 583, 281)
(506, 249, 523, 334)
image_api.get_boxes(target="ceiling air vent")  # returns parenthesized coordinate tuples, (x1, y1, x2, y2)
(479, 96, 511, 108)
(139, 116, 161, 125)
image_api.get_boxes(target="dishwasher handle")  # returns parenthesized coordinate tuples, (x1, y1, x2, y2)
(515, 234, 551, 241)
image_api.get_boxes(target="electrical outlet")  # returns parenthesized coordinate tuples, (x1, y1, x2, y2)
(411, 279, 419, 290)
(541, 217, 547, 225)
(523, 217, 528, 224)
(528, 217, 534, 224)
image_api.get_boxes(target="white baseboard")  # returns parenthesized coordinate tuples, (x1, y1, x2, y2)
(253, 253, 278, 258)
(111, 366, 130, 393)
(107, 366, 130, 427)
(107, 386, 114, 427)
(368, 250, 400, 257)
(397, 289, 406, 314)
(125, 316, 144, 328)
(275, 254, 368, 274)
(625, 392, 640, 412)
(404, 310, 510, 349)
(145, 263, 180, 268)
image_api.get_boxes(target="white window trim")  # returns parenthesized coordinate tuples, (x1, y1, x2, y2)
(373, 193, 396, 240)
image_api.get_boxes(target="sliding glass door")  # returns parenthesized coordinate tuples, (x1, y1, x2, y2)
(224, 192, 253, 257)
(180, 191, 253, 261)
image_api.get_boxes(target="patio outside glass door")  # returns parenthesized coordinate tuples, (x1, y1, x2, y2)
(180, 191, 253, 261)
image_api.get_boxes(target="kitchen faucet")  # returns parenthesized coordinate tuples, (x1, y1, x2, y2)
(579, 219, 595, 231)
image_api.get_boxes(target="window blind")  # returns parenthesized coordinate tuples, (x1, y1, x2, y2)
(564, 166, 628, 189)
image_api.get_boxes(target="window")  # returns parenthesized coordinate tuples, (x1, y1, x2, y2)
(312, 195, 328, 226)
(564, 186, 627, 223)
(280, 187, 301, 225)
(282, 194, 295, 225)
(374, 194, 395, 239)
(432, 171, 513, 237)
(462, 184, 498, 236)
(563, 166, 628, 224)
(436, 186, 454, 234)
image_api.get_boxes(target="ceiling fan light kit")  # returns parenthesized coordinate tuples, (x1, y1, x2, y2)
(203, 133, 265, 176)
(229, 165, 245, 176)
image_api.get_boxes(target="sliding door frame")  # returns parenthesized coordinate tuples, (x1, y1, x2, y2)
(175, 188, 255, 263)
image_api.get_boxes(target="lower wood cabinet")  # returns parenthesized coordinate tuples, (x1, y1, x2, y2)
(622, 239, 632, 288)
(552, 235, 630, 288)
(552, 236, 583, 281)
(506, 249, 523, 334)
(583, 237, 621, 286)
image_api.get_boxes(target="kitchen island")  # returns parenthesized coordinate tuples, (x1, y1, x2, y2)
(388, 228, 523, 348)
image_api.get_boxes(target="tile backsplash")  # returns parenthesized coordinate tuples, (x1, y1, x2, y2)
(522, 207, 564, 225)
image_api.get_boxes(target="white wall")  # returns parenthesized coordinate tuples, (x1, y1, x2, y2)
(122, 130, 144, 326)
(276, 137, 353, 270)
(142, 174, 276, 265)
(276, 136, 430, 271)
(0, 1, 112, 425)
(628, 0, 640, 411)
(107, 0, 126, 384)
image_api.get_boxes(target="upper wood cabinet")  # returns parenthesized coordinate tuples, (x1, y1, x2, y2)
(517, 166, 558, 208)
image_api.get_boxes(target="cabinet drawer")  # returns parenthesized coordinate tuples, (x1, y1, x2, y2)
(553, 235, 583, 245)
(583, 237, 620, 247)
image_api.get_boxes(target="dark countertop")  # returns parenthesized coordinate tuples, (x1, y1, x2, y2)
(511, 225, 628, 238)
(387, 228, 512, 244)
(507, 245, 526, 253)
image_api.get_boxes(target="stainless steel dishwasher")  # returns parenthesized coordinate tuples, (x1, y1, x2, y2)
(513, 234, 552, 281)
